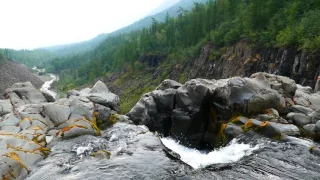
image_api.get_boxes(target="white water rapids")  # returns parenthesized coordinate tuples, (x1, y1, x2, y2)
(40, 74, 58, 98)
(33, 66, 58, 98)
(161, 137, 260, 169)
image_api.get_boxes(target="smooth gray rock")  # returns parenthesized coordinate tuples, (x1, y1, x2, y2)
(42, 92, 55, 102)
(310, 109, 320, 123)
(294, 89, 320, 111)
(129, 75, 289, 147)
(150, 89, 177, 111)
(69, 96, 94, 121)
(296, 84, 313, 94)
(0, 114, 20, 127)
(5, 82, 48, 108)
(315, 120, 320, 132)
(286, 112, 311, 126)
(263, 122, 300, 136)
(251, 73, 297, 97)
(67, 90, 80, 97)
(44, 104, 71, 126)
(176, 78, 218, 109)
(90, 80, 110, 94)
(95, 104, 112, 123)
(156, 79, 182, 91)
(303, 124, 316, 134)
(0, 99, 13, 116)
(87, 93, 120, 112)
(224, 124, 243, 142)
(291, 105, 314, 115)
(56, 117, 99, 138)
(248, 89, 281, 114)
(8, 92, 26, 108)
(127, 94, 157, 125)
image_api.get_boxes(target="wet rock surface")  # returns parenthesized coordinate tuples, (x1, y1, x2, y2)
(26, 128, 320, 180)
(26, 123, 193, 180)
(0, 81, 120, 179)
(2, 72, 320, 179)
(128, 73, 309, 147)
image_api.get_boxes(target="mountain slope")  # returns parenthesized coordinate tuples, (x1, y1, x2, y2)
(0, 59, 43, 96)
(42, 0, 207, 56)
(49, 0, 320, 113)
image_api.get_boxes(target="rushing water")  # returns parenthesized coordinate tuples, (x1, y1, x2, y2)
(33, 66, 58, 98)
(161, 137, 260, 169)
(40, 73, 58, 98)
(27, 123, 320, 180)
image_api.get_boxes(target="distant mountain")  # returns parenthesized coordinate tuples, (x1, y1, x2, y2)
(42, 0, 208, 57)
(148, 0, 181, 16)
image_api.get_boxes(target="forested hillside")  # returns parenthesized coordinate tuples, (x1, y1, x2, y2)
(41, 0, 207, 57)
(47, 0, 320, 112)
(0, 48, 56, 67)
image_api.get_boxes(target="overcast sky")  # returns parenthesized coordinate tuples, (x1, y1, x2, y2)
(0, 0, 178, 50)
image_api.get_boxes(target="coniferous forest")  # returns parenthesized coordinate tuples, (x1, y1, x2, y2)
(48, 0, 320, 89)
(4, 0, 319, 112)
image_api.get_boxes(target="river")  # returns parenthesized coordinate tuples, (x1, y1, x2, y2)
(40, 73, 58, 98)
(27, 124, 320, 179)
(33, 66, 58, 99)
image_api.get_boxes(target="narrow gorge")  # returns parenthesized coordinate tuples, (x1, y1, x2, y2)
(1, 71, 320, 179)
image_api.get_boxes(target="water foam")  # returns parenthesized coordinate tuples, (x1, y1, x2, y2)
(161, 138, 260, 169)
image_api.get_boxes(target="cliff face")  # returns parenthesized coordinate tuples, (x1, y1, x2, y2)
(103, 41, 320, 113)
(183, 42, 320, 89)
(0, 60, 43, 97)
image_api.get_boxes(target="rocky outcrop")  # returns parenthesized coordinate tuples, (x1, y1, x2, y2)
(0, 80, 120, 179)
(128, 72, 320, 148)
(182, 42, 320, 89)
(0, 60, 43, 94)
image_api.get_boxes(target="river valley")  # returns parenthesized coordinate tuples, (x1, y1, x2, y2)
(24, 74, 320, 180)
(1, 73, 320, 180)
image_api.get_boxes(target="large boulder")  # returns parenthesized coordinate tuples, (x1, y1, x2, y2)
(68, 80, 120, 113)
(156, 79, 182, 91)
(45, 96, 100, 139)
(0, 99, 13, 116)
(129, 74, 287, 147)
(44, 103, 71, 125)
(4, 82, 48, 109)
(250, 72, 297, 98)
(294, 86, 320, 111)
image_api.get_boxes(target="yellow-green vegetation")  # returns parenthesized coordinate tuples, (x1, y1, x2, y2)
(3, 152, 28, 172)
(274, 133, 282, 140)
(309, 146, 316, 152)
(90, 150, 111, 159)
(137, 131, 147, 136)
(116, 70, 159, 113)
(109, 114, 119, 126)
(229, 114, 242, 124)
(178, 73, 187, 84)
(241, 119, 254, 133)
(56, 124, 88, 137)
(219, 124, 228, 145)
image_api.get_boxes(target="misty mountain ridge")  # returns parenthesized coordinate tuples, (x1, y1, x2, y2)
(41, 0, 208, 57)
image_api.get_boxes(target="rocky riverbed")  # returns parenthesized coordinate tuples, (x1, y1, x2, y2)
(1, 73, 320, 179)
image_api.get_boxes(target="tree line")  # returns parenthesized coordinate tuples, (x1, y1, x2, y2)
(48, 0, 320, 90)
